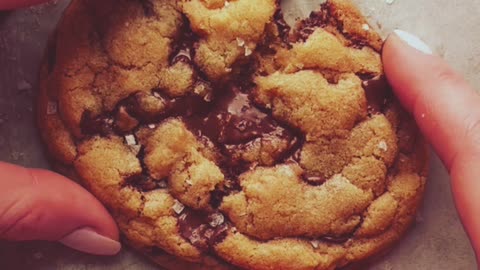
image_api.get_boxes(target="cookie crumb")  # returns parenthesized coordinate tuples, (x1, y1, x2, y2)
(209, 213, 225, 227)
(224, 1, 230, 7)
(172, 200, 185, 214)
(378, 140, 388, 151)
(125, 134, 137, 146)
(47, 101, 58, 115)
(362, 24, 370, 31)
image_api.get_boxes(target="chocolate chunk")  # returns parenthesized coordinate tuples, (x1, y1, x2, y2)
(362, 75, 393, 114)
(115, 106, 139, 133)
(186, 86, 278, 145)
(178, 209, 229, 250)
(80, 111, 114, 136)
(125, 174, 166, 191)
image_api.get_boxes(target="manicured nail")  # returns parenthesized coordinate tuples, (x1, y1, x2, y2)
(394, 29, 433, 55)
(59, 227, 121, 255)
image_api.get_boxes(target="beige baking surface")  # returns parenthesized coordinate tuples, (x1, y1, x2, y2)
(0, 0, 478, 269)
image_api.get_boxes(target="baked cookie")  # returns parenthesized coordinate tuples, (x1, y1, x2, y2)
(37, 0, 428, 269)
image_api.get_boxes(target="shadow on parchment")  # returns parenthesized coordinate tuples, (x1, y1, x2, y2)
(0, 11, 11, 24)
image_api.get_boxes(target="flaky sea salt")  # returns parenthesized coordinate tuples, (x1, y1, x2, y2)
(236, 37, 246, 47)
(129, 144, 142, 155)
(125, 134, 137, 145)
(172, 200, 185, 214)
(378, 140, 388, 152)
(209, 213, 225, 228)
(244, 46, 253, 56)
(310, 240, 320, 249)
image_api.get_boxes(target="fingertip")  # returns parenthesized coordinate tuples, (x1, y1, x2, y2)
(0, 163, 120, 256)
(382, 30, 480, 169)
(59, 227, 122, 256)
(382, 33, 429, 112)
(28, 168, 120, 241)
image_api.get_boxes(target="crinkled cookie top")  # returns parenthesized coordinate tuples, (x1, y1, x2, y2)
(38, 0, 428, 269)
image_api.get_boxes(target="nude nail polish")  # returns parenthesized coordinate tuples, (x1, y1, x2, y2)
(394, 29, 433, 55)
(59, 227, 121, 256)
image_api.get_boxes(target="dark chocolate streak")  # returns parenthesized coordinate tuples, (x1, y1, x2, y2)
(274, 1, 291, 43)
(362, 75, 393, 114)
(125, 174, 166, 192)
(185, 86, 278, 145)
(293, 8, 328, 42)
(80, 112, 114, 136)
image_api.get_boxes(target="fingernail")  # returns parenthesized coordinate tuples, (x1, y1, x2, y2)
(59, 227, 121, 256)
(394, 29, 433, 55)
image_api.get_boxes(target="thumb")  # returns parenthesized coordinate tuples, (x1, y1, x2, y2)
(383, 30, 480, 261)
(0, 162, 121, 255)
(0, 0, 49, 10)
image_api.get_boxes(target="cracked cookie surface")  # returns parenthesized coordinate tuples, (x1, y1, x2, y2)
(38, 0, 428, 269)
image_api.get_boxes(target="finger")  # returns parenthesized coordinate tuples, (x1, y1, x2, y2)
(0, 162, 121, 255)
(0, 0, 49, 10)
(383, 30, 480, 259)
(383, 30, 480, 170)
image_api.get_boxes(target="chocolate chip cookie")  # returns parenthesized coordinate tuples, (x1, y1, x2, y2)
(38, 0, 428, 269)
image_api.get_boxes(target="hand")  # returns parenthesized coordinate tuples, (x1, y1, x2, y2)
(383, 30, 480, 263)
(0, 163, 121, 255)
(0, 0, 120, 256)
